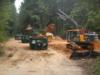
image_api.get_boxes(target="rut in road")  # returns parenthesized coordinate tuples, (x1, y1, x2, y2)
(0, 39, 88, 75)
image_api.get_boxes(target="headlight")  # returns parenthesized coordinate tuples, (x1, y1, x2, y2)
(43, 43, 47, 46)
(32, 40, 36, 44)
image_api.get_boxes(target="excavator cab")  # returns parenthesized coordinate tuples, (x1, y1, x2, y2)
(66, 29, 80, 42)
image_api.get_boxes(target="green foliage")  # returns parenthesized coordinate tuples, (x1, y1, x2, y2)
(18, 0, 76, 35)
(93, 57, 100, 75)
(0, 0, 15, 42)
(0, 32, 8, 42)
(70, 0, 100, 31)
(18, 0, 100, 36)
(0, 46, 4, 56)
(87, 10, 100, 30)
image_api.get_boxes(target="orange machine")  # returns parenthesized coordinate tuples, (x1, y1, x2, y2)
(66, 29, 99, 55)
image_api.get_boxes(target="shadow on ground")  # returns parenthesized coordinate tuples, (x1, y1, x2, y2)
(22, 45, 48, 51)
(70, 51, 100, 60)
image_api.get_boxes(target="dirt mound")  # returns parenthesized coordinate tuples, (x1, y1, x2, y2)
(48, 36, 71, 58)
(49, 36, 67, 50)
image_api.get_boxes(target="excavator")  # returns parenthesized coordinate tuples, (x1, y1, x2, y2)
(57, 9, 99, 56)
(65, 29, 98, 54)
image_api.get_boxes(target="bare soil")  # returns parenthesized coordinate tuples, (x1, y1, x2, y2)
(0, 38, 98, 75)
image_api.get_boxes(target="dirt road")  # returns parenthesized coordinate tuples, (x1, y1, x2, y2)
(0, 39, 90, 75)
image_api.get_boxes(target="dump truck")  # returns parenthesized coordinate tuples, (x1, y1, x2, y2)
(29, 37, 48, 50)
(21, 25, 32, 43)
(21, 23, 55, 50)
(29, 31, 48, 50)
(29, 23, 55, 50)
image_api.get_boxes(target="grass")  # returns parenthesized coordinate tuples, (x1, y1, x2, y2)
(0, 34, 10, 42)
(0, 46, 4, 56)
(93, 57, 100, 75)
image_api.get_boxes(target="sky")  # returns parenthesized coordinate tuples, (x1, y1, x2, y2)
(15, 0, 24, 13)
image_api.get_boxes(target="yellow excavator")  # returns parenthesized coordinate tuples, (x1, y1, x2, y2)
(57, 9, 99, 56)
(66, 29, 99, 56)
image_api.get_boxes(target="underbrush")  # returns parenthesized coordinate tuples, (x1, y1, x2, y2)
(0, 44, 5, 56)
(0, 36, 9, 42)
(0, 33, 10, 42)
(93, 57, 100, 75)
(0, 32, 10, 56)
